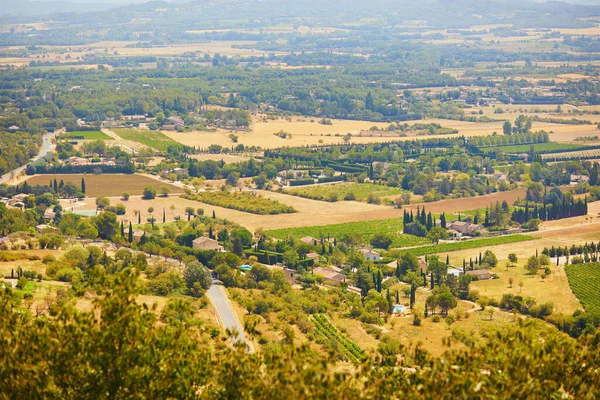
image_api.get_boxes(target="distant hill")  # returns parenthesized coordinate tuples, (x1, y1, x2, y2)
(1, 0, 599, 29)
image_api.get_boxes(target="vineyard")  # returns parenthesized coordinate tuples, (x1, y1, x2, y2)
(565, 262, 600, 315)
(266, 218, 430, 248)
(390, 234, 538, 257)
(312, 314, 366, 363)
(542, 148, 600, 162)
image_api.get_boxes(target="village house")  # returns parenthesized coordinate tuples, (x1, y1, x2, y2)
(306, 252, 319, 263)
(363, 250, 382, 262)
(192, 236, 225, 252)
(125, 229, 146, 242)
(36, 224, 58, 234)
(570, 174, 589, 185)
(312, 267, 346, 285)
(8, 194, 29, 207)
(43, 208, 56, 220)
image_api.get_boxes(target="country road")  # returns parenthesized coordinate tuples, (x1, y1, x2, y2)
(208, 282, 254, 352)
(82, 242, 253, 352)
(0, 131, 56, 184)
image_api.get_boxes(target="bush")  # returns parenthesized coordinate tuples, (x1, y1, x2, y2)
(143, 186, 156, 200)
(432, 315, 441, 322)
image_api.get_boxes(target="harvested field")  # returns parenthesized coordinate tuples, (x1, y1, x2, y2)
(26, 174, 181, 197)
(404, 188, 527, 214)
(165, 116, 515, 150)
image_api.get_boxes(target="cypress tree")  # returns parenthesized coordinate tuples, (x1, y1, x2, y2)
(81, 178, 86, 194)
(138, 213, 141, 224)
(128, 222, 133, 243)
(212, 210, 216, 219)
(120, 221, 124, 237)
(446, 255, 449, 265)
(163, 208, 166, 223)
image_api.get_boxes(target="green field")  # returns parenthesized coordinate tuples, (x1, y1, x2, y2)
(113, 128, 180, 152)
(565, 262, 600, 315)
(387, 234, 538, 257)
(266, 218, 430, 248)
(62, 131, 113, 140)
(285, 183, 403, 203)
(182, 192, 296, 215)
(482, 143, 584, 154)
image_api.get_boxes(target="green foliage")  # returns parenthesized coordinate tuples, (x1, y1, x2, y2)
(182, 192, 296, 215)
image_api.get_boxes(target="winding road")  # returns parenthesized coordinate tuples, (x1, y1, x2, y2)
(0, 131, 56, 184)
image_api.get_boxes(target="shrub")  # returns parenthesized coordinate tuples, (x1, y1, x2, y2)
(143, 186, 156, 200)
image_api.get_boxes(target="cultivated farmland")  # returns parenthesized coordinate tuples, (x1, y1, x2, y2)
(266, 217, 430, 248)
(61, 131, 113, 140)
(565, 263, 600, 315)
(26, 174, 181, 197)
(182, 191, 297, 215)
(284, 182, 403, 204)
(112, 128, 181, 152)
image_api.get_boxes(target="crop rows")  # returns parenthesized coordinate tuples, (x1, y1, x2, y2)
(312, 314, 366, 363)
(266, 218, 430, 248)
(542, 149, 600, 162)
(565, 262, 600, 315)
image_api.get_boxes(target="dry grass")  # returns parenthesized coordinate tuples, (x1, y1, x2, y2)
(404, 188, 527, 214)
(27, 174, 181, 197)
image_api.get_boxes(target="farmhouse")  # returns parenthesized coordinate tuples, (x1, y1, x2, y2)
(465, 269, 493, 281)
(9, 194, 29, 205)
(43, 208, 56, 220)
(449, 221, 483, 236)
(363, 250, 381, 262)
(299, 236, 317, 245)
(36, 224, 57, 233)
(192, 236, 225, 252)
(312, 267, 346, 284)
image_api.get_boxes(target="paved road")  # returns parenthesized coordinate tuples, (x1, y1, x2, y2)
(0, 132, 56, 183)
(208, 282, 253, 352)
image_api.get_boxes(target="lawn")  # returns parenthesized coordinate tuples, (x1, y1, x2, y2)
(182, 191, 297, 215)
(565, 262, 600, 315)
(266, 218, 430, 248)
(27, 174, 180, 197)
(285, 182, 403, 204)
(62, 131, 113, 140)
(113, 128, 181, 152)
